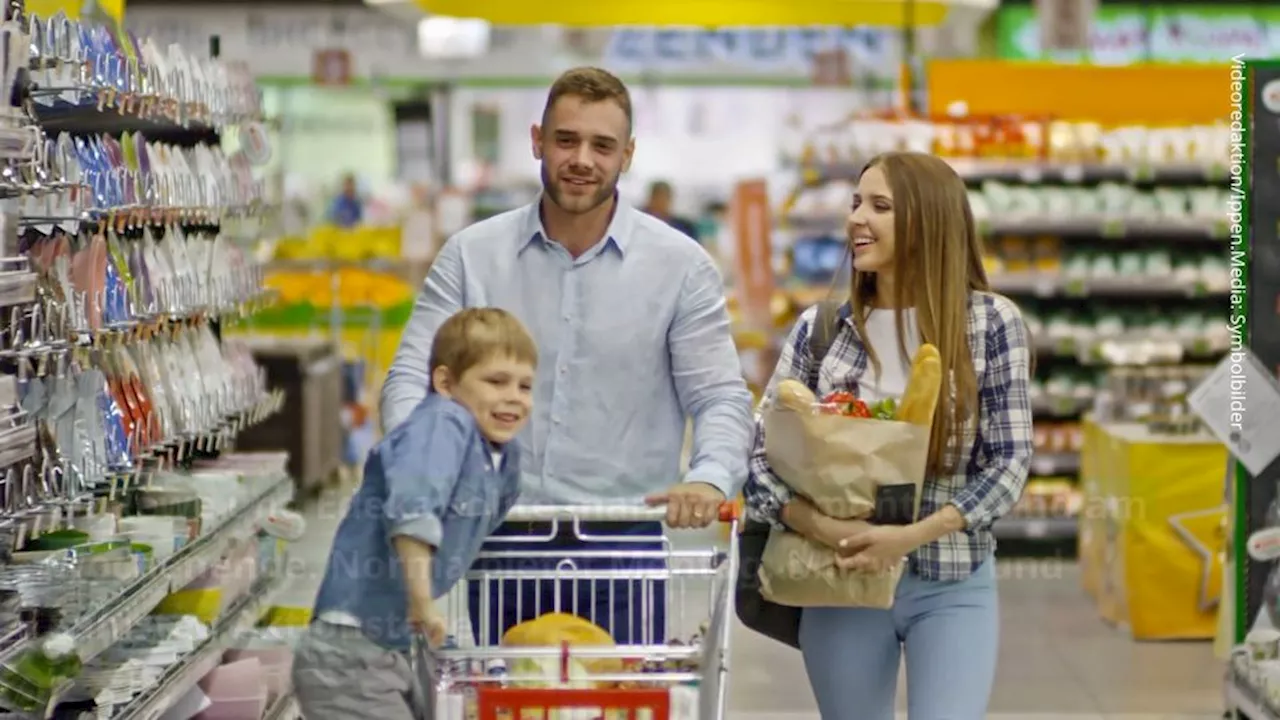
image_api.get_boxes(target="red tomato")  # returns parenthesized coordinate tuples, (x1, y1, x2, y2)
(823, 391, 856, 405)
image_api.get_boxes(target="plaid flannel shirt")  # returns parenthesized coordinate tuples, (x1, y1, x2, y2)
(744, 292, 1034, 581)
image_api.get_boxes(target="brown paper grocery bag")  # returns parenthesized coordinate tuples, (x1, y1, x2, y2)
(758, 530, 902, 610)
(763, 406, 930, 521)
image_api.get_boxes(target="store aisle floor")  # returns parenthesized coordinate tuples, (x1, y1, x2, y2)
(282, 481, 1225, 719)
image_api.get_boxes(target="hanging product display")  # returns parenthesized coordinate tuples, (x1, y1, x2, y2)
(0, 4, 307, 718)
(23, 9, 260, 129)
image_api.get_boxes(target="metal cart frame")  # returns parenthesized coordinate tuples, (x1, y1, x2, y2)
(431, 504, 739, 720)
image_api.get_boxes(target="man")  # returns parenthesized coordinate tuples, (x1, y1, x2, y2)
(644, 180, 700, 240)
(380, 66, 754, 646)
(329, 173, 363, 228)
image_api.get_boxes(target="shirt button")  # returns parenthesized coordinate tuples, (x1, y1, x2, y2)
(553, 417, 561, 425)
(558, 366, 567, 375)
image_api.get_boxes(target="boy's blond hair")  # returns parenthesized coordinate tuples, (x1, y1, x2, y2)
(429, 308, 537, 382)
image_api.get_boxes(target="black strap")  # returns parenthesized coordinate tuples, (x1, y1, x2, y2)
(806, 300, 842, 390)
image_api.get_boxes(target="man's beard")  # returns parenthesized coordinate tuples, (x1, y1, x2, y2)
(541, 164, 617, 215)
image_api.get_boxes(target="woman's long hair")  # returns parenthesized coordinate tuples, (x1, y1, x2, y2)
(849, 152, 990, 476)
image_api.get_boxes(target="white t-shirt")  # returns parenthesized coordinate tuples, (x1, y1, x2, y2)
(857, 308, 921, 403)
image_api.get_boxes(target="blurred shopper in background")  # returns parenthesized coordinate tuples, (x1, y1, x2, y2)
(643, 180, 699, 240)
(329, 172, 364, 227)
(381, 66, 754, 648)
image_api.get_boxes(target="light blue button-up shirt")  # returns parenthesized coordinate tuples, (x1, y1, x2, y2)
(380, 196, 754, 504)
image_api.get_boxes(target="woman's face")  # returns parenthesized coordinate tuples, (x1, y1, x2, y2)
(847, 165, 896, 274)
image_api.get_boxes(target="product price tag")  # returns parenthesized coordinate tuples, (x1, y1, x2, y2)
(1100, 219, 1125, 238)
(1129, 165, 1155, 182)
(1033, 277, 1058, 297)
(1031, 458, 1057, 476)
(1060, 164, 1085, 183)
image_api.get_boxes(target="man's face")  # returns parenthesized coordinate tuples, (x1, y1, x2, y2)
(532, 95, 634, 215)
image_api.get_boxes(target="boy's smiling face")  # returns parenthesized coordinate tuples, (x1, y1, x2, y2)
(433, 355, 535, 445)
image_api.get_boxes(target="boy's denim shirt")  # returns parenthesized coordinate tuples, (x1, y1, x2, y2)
(311, 393, 520, 650)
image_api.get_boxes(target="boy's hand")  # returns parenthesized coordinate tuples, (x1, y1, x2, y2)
(645, 482, 725, 529)
(408, 595, 447, 647)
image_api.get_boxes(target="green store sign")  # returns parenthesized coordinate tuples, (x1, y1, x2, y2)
(997, 4, 1280, 63)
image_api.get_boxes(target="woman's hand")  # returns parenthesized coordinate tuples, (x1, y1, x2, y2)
(834, 524, 925, 571)
(813, 515, 876, 551)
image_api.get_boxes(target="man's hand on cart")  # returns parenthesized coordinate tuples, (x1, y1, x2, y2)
(408, 594, 448, 647)
(645, 482, 726, 529)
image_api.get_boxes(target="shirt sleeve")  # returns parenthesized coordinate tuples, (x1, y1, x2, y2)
(744, 305, 819, 528)
(948, 297, 1035, 531)
(380, 235, 466, 433)
(670, 255, 755, 499)
(379, 406, 472, 548)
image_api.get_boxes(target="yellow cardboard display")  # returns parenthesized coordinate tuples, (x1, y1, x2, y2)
(1078, 421, 1227, 640)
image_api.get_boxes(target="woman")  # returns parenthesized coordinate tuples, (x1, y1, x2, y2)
(744, 151, 1033, 720)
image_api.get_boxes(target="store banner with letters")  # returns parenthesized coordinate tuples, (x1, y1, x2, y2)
(602, 28, 902, 82)
(997, 4, 1280, 63)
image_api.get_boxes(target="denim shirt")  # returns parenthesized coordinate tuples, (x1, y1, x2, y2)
(311, 394, 520, 650)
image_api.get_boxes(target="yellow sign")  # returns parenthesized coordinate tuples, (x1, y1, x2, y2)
(26, 0, 124, 23)
(414, 0, 950, 27)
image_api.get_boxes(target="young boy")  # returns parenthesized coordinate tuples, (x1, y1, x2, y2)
(293, 307, 536, 719)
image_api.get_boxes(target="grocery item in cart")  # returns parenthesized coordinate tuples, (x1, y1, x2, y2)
(501, 612, 623, 686)
(758, 345, 942, 609)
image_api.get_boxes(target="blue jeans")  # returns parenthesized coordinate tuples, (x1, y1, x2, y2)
(467, 521, 667, 646)
(799, 558, 999, 720)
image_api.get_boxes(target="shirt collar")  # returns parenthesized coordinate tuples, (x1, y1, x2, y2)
(519, 193, 634, 256)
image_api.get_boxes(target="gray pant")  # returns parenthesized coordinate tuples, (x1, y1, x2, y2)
(292, 622, 429, 720)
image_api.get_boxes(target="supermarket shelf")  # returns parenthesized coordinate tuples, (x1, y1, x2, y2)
(263, 693, 299, 720)
(0, 475, 294, 715)
(801, 159, 1227, 186)
(780, 213, 1225, 241)
(1030, 451, 1079, 476)
(31, 104, 220, 146)
(113, 572, 288, 720)
(994, 516, 1078, 541)
(991, 272, 1227, 298)
(1226, 664, 1280, 720)
(1032, 395, 1092, 417)
(982, 216, 1225, 239)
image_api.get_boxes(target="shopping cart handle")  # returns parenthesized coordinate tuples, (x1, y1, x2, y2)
(504, 503, 739, 525)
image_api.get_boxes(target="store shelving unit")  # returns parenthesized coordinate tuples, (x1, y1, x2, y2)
(0, 5, 305, 718)
(112, 571, 288, 720)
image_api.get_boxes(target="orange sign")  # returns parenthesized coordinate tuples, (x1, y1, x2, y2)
(313, 50, 352, 86)
(732, 179, 775, 330)
(926, 60, 1232, 125)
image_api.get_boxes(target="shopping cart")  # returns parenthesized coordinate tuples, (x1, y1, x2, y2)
(429, 503, 739, 720)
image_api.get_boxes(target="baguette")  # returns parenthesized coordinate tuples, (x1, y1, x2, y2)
(775, 378, 817, 411)
(895, 344, 942, 426)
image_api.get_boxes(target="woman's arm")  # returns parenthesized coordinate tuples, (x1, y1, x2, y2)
(746, 305, 869, 548)
(936, 295, 1035, 537)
